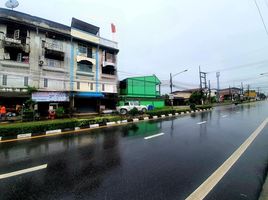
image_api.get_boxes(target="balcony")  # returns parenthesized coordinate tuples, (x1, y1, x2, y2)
(76, 62, 94, 76)
(103, 53, 116, 67)
(44, 38, 64, 52)
(76, 55, 96, 65)
(0, 60, 29, 68)
(42, 59, 65, 73)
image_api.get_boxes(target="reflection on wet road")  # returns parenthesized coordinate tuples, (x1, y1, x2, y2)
(0, 102, 268, 200)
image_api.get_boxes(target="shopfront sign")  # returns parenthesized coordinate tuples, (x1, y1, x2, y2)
(32, 92, 69, 102)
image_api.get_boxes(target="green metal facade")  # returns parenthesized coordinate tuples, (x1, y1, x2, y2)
(120, 75, 161, 98)
(119, 75, 164, 108)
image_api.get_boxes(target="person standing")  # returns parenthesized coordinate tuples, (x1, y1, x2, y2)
(1, 105, 6, 121)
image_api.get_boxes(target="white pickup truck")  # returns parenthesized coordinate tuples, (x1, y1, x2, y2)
(116, 101, 147, 115)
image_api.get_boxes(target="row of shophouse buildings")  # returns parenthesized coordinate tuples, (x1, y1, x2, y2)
(0, 8, 164, 115)
(0, 8, 260, 116)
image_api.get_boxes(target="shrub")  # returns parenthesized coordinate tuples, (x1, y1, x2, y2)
(190, 103, 196, 110)
(0, 116, 124, 137)
(128, 107, 140, 116)
(55, 107, 65, 118)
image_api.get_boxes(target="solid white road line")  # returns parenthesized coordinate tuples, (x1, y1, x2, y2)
(197, 121, 207, 125)
(144, 133, 165, 140)
(186, 118, 268, 200)
(0, 164, 47, 180)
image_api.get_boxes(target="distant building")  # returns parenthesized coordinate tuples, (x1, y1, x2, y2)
(119, 75, 164, 108)
(219, 87, 242, 101)
(171, 88, 200, 105)
(0, 8, 118, 114)
(244, 90, 257, 99)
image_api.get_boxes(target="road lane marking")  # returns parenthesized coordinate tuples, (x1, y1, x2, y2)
(0, 164, 47, 180)
(197, 121, 207, 125)
(222, 115, 228, 118)
(144, 133, 165, 140)
(186, 118, 268, 200)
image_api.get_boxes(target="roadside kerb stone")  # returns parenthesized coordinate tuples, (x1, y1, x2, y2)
(117, 121, 121, 124)
(181, 112, 185, 114)
(75, 127, 80, 130)
(121, 120, 128, 123)
(0, 137, 1, 141)
(106, 122, 116, 126)
(153, 116, 158, 119)
(17, 133, 32, 139)
(90, 124, 99, 128)
(46, 129, 62, 135)
(168, 114, 173, 117)
(161, 115, 166, 118)
(175, 113, 179, 116)
(143, 117, 149, 120)
(133, 118, 139, 122)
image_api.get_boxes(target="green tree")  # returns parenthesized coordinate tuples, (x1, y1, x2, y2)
(189, 91, 204, 105)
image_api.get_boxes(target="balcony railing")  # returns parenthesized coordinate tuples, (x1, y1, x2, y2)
(45, 39, 63, 52)
(45, 59, 62, 68)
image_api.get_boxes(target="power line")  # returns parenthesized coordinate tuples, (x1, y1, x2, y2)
(207, 59, 268, 74)
(254, 0, 268, 36)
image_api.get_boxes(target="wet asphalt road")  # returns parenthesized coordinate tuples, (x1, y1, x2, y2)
(0, 102, 268, 200)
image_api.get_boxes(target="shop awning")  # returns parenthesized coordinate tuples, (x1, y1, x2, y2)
(75, 92, 104, 98)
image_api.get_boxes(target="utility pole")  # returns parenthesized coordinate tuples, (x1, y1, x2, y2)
(170, 73, 173, 93)
(208, 80, 211, 104)
(216, 72, 220, 102)
(199, 66, 208, 105)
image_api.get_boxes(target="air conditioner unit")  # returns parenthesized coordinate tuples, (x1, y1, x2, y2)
(39, 56, 45, 66)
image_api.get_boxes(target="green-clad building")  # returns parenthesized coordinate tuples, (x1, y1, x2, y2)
(119, 75, 165, 108)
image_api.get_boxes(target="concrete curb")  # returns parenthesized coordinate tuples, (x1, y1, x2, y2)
(90, 124, 99, 128)
(121, 120, 128, 123)
(75, 127, 80, 130)
(133, 118, 139, 122)
(17, 133, 32, 139)
(106, 122, 116, 126)
(46, 129, 61, 135)
(153, 116, 158, 119)
(143, 117, 149, 120)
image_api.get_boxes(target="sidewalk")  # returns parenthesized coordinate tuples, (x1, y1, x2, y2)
(259, 175, 268, 200)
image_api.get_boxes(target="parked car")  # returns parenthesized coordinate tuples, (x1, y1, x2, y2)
(116, 101, 147, 115)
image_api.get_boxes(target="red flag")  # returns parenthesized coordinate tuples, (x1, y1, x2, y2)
(111, 23, 116, 33)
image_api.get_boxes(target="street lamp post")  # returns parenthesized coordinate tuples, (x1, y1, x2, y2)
(169, 69, 188, 109)
(170, 69, 188, 94)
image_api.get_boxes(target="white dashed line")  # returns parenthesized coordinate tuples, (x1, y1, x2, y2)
(144, 133, 165, 140)
(0, 164, 47, 180)
(197, 121, 207, 125)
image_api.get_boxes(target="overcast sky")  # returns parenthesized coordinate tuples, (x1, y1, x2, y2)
(1, 0, 268, 93)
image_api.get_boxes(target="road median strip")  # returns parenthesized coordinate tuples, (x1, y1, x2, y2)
(0, 106, 213, 143)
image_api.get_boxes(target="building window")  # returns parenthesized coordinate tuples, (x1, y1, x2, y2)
(44, 78, 48, 88)
(77, 61, 93, 73)
(78, 44, 92, 58)
(102, 84, 105, 91)
(2, 75, 7, 86)
(77, 82, 80, 90)
(24, 77, 28, 86)
(90, 83, 93, 90)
